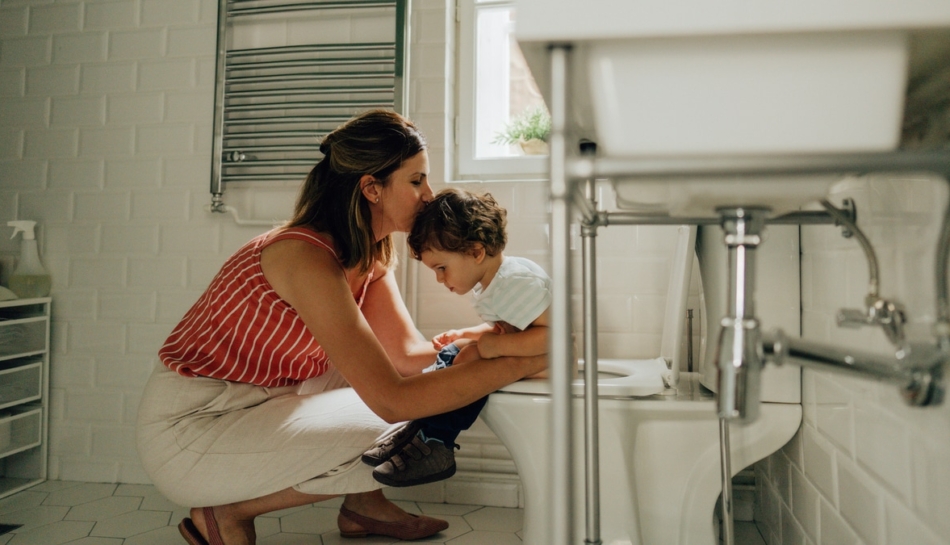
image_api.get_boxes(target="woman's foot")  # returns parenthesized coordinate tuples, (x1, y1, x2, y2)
(338, 490, 448, 540)
(188, 505, 257, 545)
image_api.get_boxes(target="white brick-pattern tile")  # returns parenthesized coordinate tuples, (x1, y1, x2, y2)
(107, 92, 164, 125)
(53, 32, 107, 64)
(80, 62, 135, 93)
(756, 177, 950, 545)
(109, 28, 165, 61)
(48, 158, 104, 188)
(51, 95, 105, 126)
(29, 3, 82, 34)
(27, 64, 80, 95)
(84, 0, 137, 31)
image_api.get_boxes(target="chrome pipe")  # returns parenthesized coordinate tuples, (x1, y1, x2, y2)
(821, 199, 880, 298)
(222, 159, 316, 167)
(222, 145, 320, 153)
(225, 116, 352, 125)
(719, 418, 735, 545)
(228, 58, 394, 70)
(225, 131, 330, 139)
(221, 173, 309, 181)
(936, 185, 950, 348)
(687, 309, 694, 373)
(228, 42, 394, 56)
(581, 179, 602, 545)
(393, 0, 409, 116)
(762, 333, 945, 406)
(225, 72, 392, 84)
(716, 208, 768, 421)
(208, 0, 229, 201)
(568, 151, 950, 181)
(227, 86, 392, 98)
(228, 0, 396, 17)
(226, 99, 391, 111)
(595, 209, 841, 227)
(548, 44, 574, 545)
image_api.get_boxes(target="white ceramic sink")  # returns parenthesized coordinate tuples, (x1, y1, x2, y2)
(610, 174, 842, 218)
(514, 0, 950, 215)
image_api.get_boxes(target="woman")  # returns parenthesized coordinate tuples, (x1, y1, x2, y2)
(136, 110, 547, 545)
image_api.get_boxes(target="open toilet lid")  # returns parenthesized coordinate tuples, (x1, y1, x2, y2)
(497, 357, 670, 397)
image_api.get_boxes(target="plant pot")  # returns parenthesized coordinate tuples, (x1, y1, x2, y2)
(519, 138, 549, 155)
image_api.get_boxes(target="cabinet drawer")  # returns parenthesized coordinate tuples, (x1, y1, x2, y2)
(0, 408, 42, 457)
(0, 362, 41, 410)
(0, 318, 47, 360)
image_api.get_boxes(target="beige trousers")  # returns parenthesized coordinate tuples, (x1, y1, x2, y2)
(136, 363, 393, 507)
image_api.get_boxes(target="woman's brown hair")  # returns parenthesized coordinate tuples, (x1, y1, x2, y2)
(288, 109, 427, 273)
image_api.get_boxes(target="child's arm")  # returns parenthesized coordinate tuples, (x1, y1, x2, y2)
(475, 308, 550, 360)
(432, 322, 495, 350)
(477, 309, 577, 379)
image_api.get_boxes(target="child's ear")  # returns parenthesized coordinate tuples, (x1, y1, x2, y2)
(471, 243, 487, 263)
(360, 175, 380, 203)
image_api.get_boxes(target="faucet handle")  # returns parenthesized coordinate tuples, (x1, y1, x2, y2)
(869, 298, 907, 347)
(837, 298, 908, 347)
(837, 308, 870, 328)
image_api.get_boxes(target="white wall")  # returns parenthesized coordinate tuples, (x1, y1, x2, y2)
(0, 0, 456, 484)
(755, 175, 950, 545)
(0, 0, 699, 489)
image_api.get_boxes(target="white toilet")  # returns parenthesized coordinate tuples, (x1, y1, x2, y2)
(481, 224, 803, 545)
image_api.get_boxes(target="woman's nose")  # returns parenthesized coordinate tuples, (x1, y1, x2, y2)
(422, 182, 435, 203)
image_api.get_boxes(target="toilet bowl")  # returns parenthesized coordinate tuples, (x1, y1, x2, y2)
(481, 224, 802, 545)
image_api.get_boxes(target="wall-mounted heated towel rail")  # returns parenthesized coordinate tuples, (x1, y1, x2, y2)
(209, 0, 409, 211)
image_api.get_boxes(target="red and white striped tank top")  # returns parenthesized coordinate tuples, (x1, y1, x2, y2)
(158, 228, 372, 387)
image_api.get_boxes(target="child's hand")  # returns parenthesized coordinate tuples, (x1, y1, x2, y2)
(432, 330, 461, 350)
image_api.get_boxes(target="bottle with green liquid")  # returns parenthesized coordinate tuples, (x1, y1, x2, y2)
(7, 220, 51, 298)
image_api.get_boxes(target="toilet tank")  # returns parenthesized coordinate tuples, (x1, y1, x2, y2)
(696, 224, 801, 404)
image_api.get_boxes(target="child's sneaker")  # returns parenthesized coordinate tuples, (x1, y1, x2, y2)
(361, 421, 423, 467)
(372, 433, 458, 487)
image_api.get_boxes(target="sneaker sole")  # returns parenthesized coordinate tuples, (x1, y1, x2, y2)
(372, 464, 457, 488)
(361, 424, 421, 467)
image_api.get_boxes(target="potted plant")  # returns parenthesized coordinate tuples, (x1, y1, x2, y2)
(492, 105, 551, 155)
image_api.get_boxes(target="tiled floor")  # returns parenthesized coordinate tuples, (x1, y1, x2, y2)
(0, 480, 767, 544)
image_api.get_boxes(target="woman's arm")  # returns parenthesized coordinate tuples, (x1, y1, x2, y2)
(262, 240, 547, 423)
(359, 264, 438, 376)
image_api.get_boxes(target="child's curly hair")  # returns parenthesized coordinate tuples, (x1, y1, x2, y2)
(408, 188, 507, 259)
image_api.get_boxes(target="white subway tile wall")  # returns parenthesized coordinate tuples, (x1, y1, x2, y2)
(1, 1, 949, 540)
(756, 176, 950, 544)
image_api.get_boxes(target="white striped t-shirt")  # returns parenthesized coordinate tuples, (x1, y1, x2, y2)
(472, 256, 551, 331)
(158, 228, 372, 387)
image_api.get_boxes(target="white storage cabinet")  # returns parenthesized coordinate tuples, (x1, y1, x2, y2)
(0, 297, 50, 499)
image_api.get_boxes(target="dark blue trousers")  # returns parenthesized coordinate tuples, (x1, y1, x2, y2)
(416, 343, 489, 448)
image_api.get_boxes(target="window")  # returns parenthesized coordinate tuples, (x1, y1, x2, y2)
(455, 0, 549, 179)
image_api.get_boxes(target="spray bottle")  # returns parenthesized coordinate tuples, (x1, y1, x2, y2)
(7, 221, 51, 298)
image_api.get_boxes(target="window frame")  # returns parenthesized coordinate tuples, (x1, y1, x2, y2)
(454, 0, 548, 181)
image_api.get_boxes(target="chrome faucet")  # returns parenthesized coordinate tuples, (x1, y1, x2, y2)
(713, 199, 945, 423)
(819, 200, 911, 352)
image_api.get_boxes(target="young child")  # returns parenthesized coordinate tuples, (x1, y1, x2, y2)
(362, 188, 551, 487)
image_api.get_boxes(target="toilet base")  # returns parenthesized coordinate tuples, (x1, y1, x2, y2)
(481, 373, 801, 545)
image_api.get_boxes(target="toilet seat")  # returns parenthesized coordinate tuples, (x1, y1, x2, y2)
(498, 358, 670, 397)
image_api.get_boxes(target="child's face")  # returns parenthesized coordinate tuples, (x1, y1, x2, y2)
(419, 248, 485, 295)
